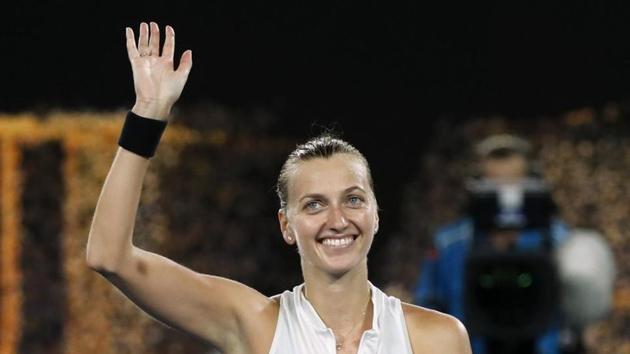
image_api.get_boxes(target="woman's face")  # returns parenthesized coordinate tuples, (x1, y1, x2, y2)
(278, 153, 379, 277)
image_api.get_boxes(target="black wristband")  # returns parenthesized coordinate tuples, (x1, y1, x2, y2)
(118, 111, 168, 158)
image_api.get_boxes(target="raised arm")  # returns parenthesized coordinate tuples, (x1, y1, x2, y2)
(86, 22, 276, 351)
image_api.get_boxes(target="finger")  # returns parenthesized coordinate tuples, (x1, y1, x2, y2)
(149, 22, 160, 56)
(125, 27, 139, 60)
(162, 25, 175, 61)
(138, 22, 149, 54)
(176, 50, 193, 76)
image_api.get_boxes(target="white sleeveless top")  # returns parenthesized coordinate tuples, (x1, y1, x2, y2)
(269, 282, 413, 354)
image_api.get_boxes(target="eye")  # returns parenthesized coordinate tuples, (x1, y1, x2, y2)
(304, 200, 324, 212)
(347, 195, 365, 207)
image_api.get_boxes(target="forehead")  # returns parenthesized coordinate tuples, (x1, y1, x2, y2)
(288, 154, 370, 199)
(482, 154, 528, 177)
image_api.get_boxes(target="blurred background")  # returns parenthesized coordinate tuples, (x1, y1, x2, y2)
(1, 1, 630, 353)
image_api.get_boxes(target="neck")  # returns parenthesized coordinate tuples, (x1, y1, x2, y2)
(302, 260, 373, 340)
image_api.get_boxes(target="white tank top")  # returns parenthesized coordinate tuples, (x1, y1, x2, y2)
(268, 282, 413, 354)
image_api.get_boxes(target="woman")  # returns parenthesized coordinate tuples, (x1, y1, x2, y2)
(86, 22, 472, 354)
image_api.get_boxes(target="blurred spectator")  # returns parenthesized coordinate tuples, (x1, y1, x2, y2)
(413, 134, 572, 354)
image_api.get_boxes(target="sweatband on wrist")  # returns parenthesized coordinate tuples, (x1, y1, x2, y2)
(118, 111, 168, 158)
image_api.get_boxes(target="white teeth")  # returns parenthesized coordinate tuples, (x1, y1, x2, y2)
(322, 236, 354, 248)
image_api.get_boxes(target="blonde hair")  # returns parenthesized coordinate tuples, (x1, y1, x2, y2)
(276, 134, 374, 210)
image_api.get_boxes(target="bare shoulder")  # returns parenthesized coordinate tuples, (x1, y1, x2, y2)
(401, 302, 472, 354)
(218, 280, 281, 353)
(269, 293, 282, 303)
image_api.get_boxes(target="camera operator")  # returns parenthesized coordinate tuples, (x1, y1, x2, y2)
(412, 134, 571, 354)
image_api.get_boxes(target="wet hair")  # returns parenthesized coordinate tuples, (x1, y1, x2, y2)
(276, 134, 374, 210)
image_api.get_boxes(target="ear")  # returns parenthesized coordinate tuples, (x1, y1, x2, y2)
(278, 208, 296, 245)
(373, 212, 380, 235)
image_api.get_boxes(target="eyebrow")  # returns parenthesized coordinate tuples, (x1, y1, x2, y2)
(344, 186, 366, 194)
(298, 186, 367, 203)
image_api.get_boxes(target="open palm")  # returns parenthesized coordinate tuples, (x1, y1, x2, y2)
(126, 22, 192, 119)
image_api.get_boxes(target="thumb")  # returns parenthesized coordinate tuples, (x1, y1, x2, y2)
(176, 50, 193, 76)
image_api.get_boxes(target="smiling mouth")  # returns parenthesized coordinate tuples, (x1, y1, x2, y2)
(319, 235, 357, 248)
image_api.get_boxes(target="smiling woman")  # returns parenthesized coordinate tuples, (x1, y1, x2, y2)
(86, 21, 472, 354)
(277, 147, 378, 279)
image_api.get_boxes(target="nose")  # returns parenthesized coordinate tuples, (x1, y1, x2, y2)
(327, 205, 349, 232)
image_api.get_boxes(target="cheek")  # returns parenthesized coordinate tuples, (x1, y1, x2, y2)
(290, 215, 324, 239)
(348, 209, 377, 233)
(361, 212, 375, 228)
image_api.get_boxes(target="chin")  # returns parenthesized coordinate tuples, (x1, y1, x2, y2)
(301, 235, 373, 277)
(320, 254, 368, 278)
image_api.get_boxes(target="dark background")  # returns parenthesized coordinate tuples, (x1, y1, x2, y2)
(3, 1, 630, 256)
(5, 2, 630, 119)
